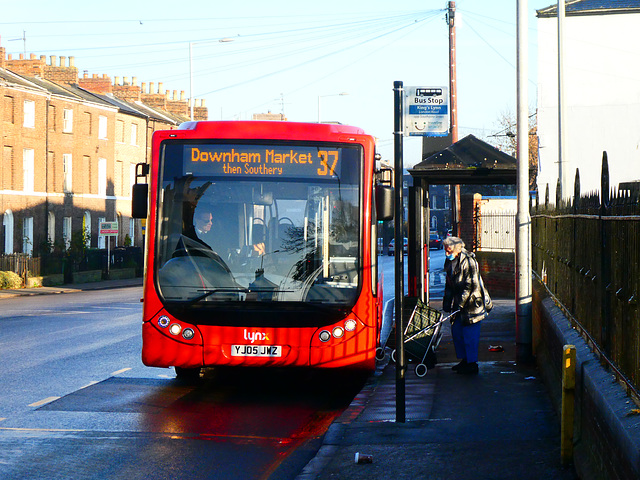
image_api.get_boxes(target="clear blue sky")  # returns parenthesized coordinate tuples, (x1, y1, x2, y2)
(1, 0, 552, 165)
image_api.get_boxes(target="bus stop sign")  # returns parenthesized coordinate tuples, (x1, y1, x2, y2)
(403, 86, 449, 137)
(99, 221, 118, 237)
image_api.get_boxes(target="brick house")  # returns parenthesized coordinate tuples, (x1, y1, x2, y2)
(0, 48, 207, 262)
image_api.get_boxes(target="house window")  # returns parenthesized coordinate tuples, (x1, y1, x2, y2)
(116, 119, 125, 143)
(116, 214, 123, 247)
(23, 217, 33, 255)
(4, 96, 14, 123)
(116, 160, 123, 196)
(130, 123, 138, 145)
(98, 115, 108, 140)
(63, 108, 73, 133)
(63, 154, 72, 193)
(83, 156, 92, 194)
(129, 218, 135, 246)
(3, 146, 13, 190)
(62, 217, 72, 250)
(83, 211, 91, 248)
(3, 210, 14, 254)
(98, 216, 106, 249)
(23, 149, 35, 193)
(23, 100, 35, 128)
(98, 158, 107, 196)
(83, 112, 92, 135)
(48, 105, 56, 131)
(48, 212, 55, 246)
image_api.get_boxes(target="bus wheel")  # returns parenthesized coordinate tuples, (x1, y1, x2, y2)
(175, 367, 201, 381)
(375, 347, 386, 361)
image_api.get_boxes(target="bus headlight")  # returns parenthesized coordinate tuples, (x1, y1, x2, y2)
(332, 326, 344, 338)
(182, 328, 195, 340)
(344, 319, 357, 332)
(158, 316, 171, 328)
(319, 330, 331, 342)
(169, 324, 182, 336)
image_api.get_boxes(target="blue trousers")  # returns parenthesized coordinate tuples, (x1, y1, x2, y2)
(451, 318, 482, 363)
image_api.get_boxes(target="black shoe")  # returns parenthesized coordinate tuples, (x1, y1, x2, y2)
(452, 359, 467, 371)
(456, 362, 479, 375)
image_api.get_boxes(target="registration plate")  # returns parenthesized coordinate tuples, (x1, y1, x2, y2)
(231, 345, 282, 357)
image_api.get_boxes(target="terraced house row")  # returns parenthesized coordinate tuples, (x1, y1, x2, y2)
(0, 46, 208, 255)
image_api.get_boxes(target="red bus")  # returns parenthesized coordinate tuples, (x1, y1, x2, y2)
(132, 121, 393, 378)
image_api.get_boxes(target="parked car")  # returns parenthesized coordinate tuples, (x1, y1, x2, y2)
(429, 233, 443, 250)
(388, 237, 408, 255)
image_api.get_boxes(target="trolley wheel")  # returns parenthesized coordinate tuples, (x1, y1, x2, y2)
(415, 363, 428, 377)
(175, 367, 202, 381)
(375, 346, 386, 361)
(391, 349, 397, 363)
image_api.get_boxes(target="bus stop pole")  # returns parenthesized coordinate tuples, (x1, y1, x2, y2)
(393, 80, 406, 423)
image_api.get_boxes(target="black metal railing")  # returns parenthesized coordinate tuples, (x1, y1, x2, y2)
(532, 152, 640, 391)
(0, 246, 143, 283)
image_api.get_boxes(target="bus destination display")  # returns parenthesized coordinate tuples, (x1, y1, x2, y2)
(184, 145, 344, 179)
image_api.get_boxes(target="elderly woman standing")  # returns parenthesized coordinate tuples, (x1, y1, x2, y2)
(442, 236, 491, 375)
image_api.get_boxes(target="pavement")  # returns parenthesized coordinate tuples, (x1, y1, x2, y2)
(1, 282, 579, 479)
(0, 277, 143, 299)
(298, 298, 580, 480)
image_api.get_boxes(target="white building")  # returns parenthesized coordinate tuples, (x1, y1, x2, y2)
(537, 1, 640, 201)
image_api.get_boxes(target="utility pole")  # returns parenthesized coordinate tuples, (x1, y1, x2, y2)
(447, 1, 461, 236)
(557, 0, 567, 201)
(516, 0, 532, 361)
(448, 2, 458, 143)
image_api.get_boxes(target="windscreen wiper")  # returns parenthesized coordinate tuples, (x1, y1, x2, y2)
(186, 287, 247, 305)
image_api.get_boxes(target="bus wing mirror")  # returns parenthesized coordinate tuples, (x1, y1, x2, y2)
(132, 183, 148, 219)
(132, 162, 149, 219)
(376, 185, 394, 221)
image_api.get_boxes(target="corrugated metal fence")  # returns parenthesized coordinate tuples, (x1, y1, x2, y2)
(475, 210, 516, 252)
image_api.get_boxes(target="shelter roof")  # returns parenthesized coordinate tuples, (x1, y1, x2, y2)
(409, 134, 517, 185)
(537, 0, 640, 17)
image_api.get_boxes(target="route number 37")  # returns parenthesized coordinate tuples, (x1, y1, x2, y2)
(317, 150, 339, 176)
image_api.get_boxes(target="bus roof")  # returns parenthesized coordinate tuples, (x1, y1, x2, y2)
(175, 120, 368, 140)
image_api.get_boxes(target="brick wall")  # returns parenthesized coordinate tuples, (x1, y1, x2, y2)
(476, 251, 515, 298)
(6, 54, 78, 85)
(78, 74, 113, 95)
(533, 285, 640, 480)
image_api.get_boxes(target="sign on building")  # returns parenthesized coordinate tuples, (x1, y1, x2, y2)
(403, 86, 449, 137)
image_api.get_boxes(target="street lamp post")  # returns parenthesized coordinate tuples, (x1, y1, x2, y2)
(189, 38, 234, 121)
(317, 92, 348, 123)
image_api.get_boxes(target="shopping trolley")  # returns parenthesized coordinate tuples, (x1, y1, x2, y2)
(392, 298, 458, 377)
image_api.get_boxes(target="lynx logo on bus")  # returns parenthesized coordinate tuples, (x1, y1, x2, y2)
(185, 145, 341, 179)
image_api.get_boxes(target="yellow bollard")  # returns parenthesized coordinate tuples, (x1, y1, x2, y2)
(561, 344, 576, 466)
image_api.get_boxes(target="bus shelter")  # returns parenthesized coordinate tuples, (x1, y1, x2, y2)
(407, 134, 518, 302)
